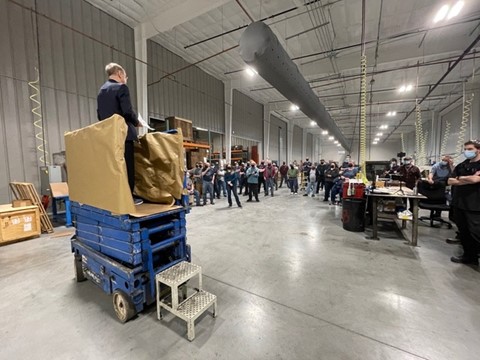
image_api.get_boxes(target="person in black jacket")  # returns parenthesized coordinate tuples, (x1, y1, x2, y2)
(97, 63, 142, 204)
(315, 159, 328, 193)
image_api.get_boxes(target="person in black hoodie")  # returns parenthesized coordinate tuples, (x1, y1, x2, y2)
(323, 162, 339, 202)
(316, 159, 329, 193)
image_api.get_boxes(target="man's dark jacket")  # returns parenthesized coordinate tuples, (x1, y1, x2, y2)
(97, 79, 139, 141)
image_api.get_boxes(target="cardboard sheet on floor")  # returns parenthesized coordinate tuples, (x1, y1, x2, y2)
(65, 115, 184, 217)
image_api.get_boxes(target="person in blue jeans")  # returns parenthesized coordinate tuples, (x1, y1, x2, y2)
(224, 165, 242, 208)
(201, 162, 216, 205)
(330, 176, 343, 205)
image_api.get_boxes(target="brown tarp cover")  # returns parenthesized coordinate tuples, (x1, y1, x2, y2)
(134, 130, 185, 205)
(65, 115, 184, 216)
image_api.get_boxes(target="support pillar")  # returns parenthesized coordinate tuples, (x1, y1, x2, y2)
(134, 24, 148, 136)
(287, 120, 294, 164)
(263, 104, 271, 160)
(224, 80, 233, 163)
(302, 128, 307, 161)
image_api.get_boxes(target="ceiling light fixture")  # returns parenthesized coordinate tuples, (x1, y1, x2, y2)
(310, 121, 316, 126)
(322, 130, 328, 135)
(334, 140, 339, 144)
(386, 111, 397, 116)
(399, 84, 413, 93)
(245, 67, 257, 77)
(379, 125, 388, 130)
(337, 143, 341, 147)
(328, 136, 334, 141)
(376, 133, 383, 136)
(447, 1, 464, 20)
(290, 104, 299, 111)
(372, 141, 378, 145)
(374, 138, 380, 141)
(434, 4, 450, 23)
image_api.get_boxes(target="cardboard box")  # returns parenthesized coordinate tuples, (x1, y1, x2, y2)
(166, 116, 193, 141)
(12, 199, 33, 208)
(0, 205, 41, 244)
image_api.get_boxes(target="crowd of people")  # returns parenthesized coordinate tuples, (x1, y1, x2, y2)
(186, 157, 361, 207)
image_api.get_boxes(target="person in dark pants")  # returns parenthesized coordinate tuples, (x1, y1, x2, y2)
(246, 161, 260, 202)
(279, 161, 289, 188)
(97, 63, 143, 205)
(316, 159, 328, 193)
(258, 161, 267, 195)
(448, 140, 480, 265)
(225, 165, 242, 208)
(324, 162, 339, 201)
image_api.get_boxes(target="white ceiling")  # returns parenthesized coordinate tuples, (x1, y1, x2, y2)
(87, 0, 480, 145)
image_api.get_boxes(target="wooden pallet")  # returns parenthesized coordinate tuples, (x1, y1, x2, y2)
(9, 182, 54, 234)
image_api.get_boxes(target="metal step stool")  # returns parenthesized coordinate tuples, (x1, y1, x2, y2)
(156, 261, 217, 341)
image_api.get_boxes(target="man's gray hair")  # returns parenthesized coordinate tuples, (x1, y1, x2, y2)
(105, 63, 125, 77)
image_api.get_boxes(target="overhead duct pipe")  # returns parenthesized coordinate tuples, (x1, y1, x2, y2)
(239, 21, 350, 152)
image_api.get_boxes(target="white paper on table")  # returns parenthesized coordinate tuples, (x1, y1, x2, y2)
(138, 114, 154, 130)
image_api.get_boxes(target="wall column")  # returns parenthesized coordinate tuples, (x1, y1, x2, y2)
(263, 104, 271, 160)
(287, 120, 294, 164)
(224, 80, 233, 163)
(134, 24, 148, 136)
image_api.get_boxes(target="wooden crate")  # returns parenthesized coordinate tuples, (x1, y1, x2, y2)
(0, 205, 41, 245)
(166, 116, 193, 141)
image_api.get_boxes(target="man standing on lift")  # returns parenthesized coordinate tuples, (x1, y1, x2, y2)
(97, 63, 143, 205)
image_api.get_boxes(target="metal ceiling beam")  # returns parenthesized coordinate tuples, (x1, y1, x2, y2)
(383, 32, 480, 142)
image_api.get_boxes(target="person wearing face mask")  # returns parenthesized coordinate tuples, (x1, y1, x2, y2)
(342, 162, 358, 179)
(428, 155, 454, 184)
(447, 140, 480, 265)
(246, 161, 260, 202)
(287, 164, 299, 194)
(224, 164, 242, 208)
(279, 161, 289, 188)
(316, 159, 329, 193)
(323, 162, 339, 202)
(384, 158, 400, 176)
(398, 156, 421, 189)
(192, 162, 203, 197)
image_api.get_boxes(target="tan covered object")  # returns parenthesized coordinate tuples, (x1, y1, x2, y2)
(134, 131, 184, 205)
(65, 115, 184, 216)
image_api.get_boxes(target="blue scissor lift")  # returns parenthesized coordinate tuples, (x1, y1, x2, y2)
(71, 199, 191, 323)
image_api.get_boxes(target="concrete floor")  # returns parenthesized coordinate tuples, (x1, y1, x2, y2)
(1, 187, 479, 359)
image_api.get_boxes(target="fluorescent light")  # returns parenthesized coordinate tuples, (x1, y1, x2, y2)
(245, 67, 257, 77)
(380, 124, 388, 130)
(391, 111, 396, 116)
(310, 121, 316, 126)
(334, 140, 339, 144)
(328, 136, 334, 140)
(322, 130, 328, 135)
(290, 104, 299, 111)
(447, 1, 464, 20)
(399, 84, 413, 93)
(434, 4, 450, 23)
(372, 141, 378, 145)
(376, 133, 383, 136)
(374, 138, 380, 141)
(336, 143, 341, 147)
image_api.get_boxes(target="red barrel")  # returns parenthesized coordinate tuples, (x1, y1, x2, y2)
(342, 182, 366, 199)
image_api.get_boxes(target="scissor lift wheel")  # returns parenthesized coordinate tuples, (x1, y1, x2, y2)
(74, 256, 86, 282)
(113, 290, 136, 323)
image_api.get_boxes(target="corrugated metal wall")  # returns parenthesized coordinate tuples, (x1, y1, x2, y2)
(292, 125, 303, 162)
(0, 0, 136, 202)
(147, 40, 224, 133)
(232, 90, 263, 141)
(306, 133, 313, 161)
(268, 115, 287, 164)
